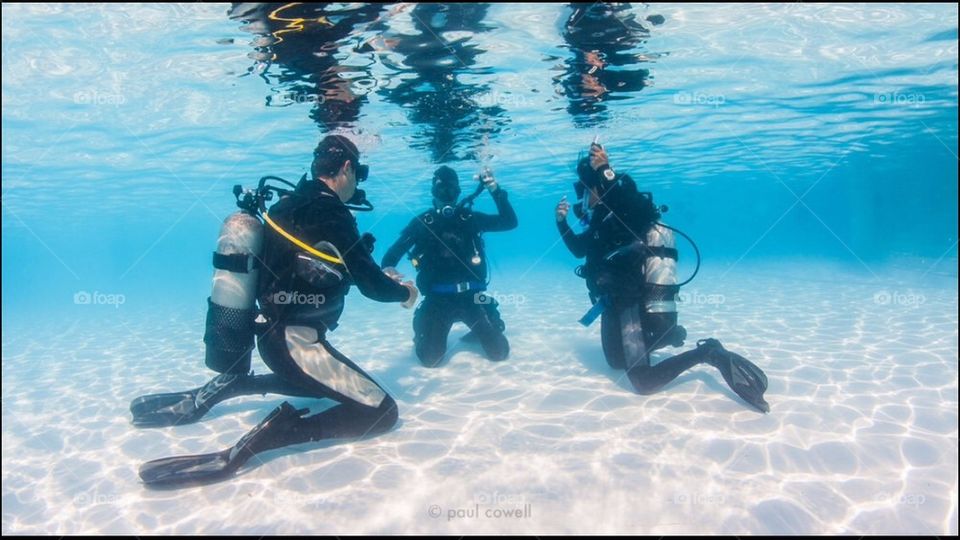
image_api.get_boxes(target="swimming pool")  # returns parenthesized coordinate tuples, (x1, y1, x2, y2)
(2, 3, 957, 534)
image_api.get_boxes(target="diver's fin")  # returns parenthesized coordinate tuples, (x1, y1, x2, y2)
(139, 401, 309, 489)
(460, 329, 480, 343)
(699, 338, 770, 413)
(138, 448, 235, 488)
(130, 390, 203, 427)
(130, 372, 244, 428)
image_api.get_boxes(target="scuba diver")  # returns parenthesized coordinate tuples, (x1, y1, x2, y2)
(129, 135, 419, 488)
(556, 139, 770, 413)
(380, 165, 517, 367)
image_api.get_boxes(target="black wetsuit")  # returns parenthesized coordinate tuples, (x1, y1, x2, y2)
(558, 176, 692, 393)
(243, 177, 409, 439)
(140, 179, 408, 436)
(381, 188, 517, 366)
(131, 177, 421, 487)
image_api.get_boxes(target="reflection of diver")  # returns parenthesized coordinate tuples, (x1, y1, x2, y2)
(130, 136, 419, 488)
(556, 3, 659, 124)
(381, 166, 517, 366)
(555, 140, 769, 412)
(372, 3, 506, 162)
(228, 3, 386, 131)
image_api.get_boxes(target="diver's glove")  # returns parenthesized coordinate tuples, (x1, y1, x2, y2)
(480, 167, 498, 193)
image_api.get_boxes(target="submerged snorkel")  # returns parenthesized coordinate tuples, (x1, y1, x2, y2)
(573, 135, 621, 227)
(571, 136, 605, 226)
(574, 151, 595, 227)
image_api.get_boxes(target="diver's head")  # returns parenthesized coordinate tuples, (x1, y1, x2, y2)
(431, 165, 461, 209)
(312, 135, 369, 203)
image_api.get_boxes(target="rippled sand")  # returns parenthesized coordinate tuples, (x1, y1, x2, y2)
(2, 263, 957, 534)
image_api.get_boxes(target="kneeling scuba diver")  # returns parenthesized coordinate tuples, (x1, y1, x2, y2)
(130, 135, 418, 488)
(555, 138, 769, 413)
(380, 165, 518, 366)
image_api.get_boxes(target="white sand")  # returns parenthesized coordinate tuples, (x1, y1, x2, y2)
(2, 263, 957, 534)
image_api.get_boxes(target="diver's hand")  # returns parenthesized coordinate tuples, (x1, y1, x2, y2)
(556, 196, 570, 223)
(589, 144, 609, 171)
(383, 266, 404, 282)
(481, 168, 498, 192)
(401, 281, 419, 309)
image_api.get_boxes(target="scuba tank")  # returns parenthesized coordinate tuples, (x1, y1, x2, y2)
(203, 175, 358, 374)
(640, 213, 702, 350)
(643, 222, 678, 315)
(641, 221, 686, 349)
(204, 199, 264, 375)
(577, 190, 701, 352)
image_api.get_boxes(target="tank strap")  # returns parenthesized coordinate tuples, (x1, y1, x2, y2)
(645, 246, 678, 260)
(213, 252, 259, 273)
(645, 283, 679, 301)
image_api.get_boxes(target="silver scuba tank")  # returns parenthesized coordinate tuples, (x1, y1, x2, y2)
(643, 222, 677, 314)
(642, 222, 687, 349)
(203, 210, 264, 374)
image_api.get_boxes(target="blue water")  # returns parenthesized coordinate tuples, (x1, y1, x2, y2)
(2, 3, 957, 535)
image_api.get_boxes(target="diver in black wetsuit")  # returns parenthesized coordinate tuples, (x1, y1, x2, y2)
(380, 166, 518, 366)
(130, 135, 419, 488)
(556, 141, 770, 412)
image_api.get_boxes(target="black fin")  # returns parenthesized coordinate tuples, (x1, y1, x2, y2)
(139, 402, 308, 489)
(130, 373, 243, 428)
(699, 338, 770, 413)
